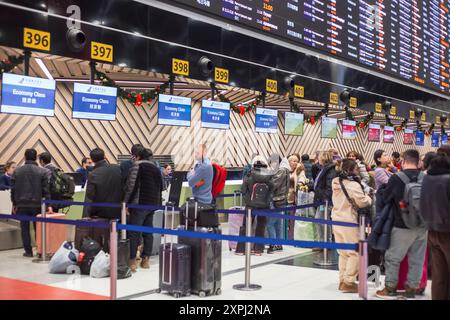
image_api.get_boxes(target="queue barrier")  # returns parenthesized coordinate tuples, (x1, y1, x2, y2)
(0, 198, 369, 300)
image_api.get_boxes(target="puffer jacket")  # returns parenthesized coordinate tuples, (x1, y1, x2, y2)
(124, 160, 163, 206)
(313, 163, 337, 203)
(331, 176, 372, 223)
(368, 184, 395, 251)
(271, 158, 290, 203)
(420, 165, 450, 232)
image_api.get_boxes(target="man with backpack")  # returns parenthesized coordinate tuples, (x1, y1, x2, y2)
(38, 152, 75, 211)
(236, 156, 274, 256)
(187, 144, 214, 205)
(376, 149, 427, 299)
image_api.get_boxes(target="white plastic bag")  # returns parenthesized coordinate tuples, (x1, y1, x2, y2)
(48, 241, 79, 274)
(90, 250, 110, 278)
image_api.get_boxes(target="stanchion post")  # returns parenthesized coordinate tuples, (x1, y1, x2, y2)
(110, 220, 118, 300)
(233, 208, 261, 291)
(41, 198, 47, 262)
(121, 202, 126, 240)
(358, 214, 368, 300)
(323, 200, 328, 262)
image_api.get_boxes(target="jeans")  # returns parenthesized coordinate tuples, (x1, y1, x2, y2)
(17, 207, 39, 254)
(127, 209, 155, 259)
(267, 202, 285, 240)
(384, 227, 428, 289)
(236, 207, 267, 253)
(428, 230, 450, 300)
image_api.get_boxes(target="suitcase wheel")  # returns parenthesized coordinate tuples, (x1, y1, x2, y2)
(215, 288, 221, 296)
(173, 293, 181, 299)
(155, 288, 161, 294)
(198, 291, 206, 298)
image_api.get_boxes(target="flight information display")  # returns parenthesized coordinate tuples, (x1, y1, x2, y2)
(173, 0, 450, 95)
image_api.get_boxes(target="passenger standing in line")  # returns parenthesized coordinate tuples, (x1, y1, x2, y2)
(373, 149, 397, 190)
(10, 149, 51, 257)
(38, 152, 61, 212)
(332, 159, 372, 293)
(311, 151, 322, 182)
(120, 144, 143, 185)
(236, 156, 274, 256)
(124, 147, 163, 272)
(267, 154, 290, 253)
(346, 151, 370, 186)
(287, 154, 300, 240)
(301, 154, 313, 182)
(392, 152, 402, 171)
(162, 164, 173, 191)
(420, 146, 450, 300)
(0, 161, 16, 190)
(313, 151, 338, 245)
(76, 157, 93, 188)
(376, 150, 427, 299)
(84, 148, 122, 220)
(187, 144, 213, 205)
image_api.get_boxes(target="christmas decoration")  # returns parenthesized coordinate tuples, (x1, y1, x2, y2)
(95, 70, 169, 106)
(344, 106, 355, 121)
(0, 54, 25, 74)
(217, 91, 265, 115)
(356, 112, 374, 128)
(395, 118, 408, 131)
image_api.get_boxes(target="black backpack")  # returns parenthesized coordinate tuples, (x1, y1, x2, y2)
(79, 238, 101, 275)
(49, 167, 75, 208)
(249, 182, 271, 208)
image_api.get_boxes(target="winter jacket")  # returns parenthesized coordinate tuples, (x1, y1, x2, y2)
(0, 174, 12, 190)
(374, 166, 396, 190)
(311, 163, 322, 181)
(420, 166, 450, 232)
(241, 166, 274, 208)
(356, 160, 370, 185)
(124, 160, 163, 206)
(368, 184, 395, 251)
(313, 164, 337, 204)
(10, 161, 50, 208)
(84, 160, 123, 219)
(331, 176, 372, 224)
(271, 158, 290, 203)
(303, 161, 313, 181)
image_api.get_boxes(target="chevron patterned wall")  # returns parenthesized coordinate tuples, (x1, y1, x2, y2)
(0, 83, 438, 172)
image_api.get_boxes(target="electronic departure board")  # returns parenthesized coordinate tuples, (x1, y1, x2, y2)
(172, 0, 450, 95)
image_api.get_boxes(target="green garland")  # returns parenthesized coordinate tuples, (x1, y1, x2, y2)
(217, 92, 264, 115)
(0, 55, 25, 74)
(95, 70, 169, 106)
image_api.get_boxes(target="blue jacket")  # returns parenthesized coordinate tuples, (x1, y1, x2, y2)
(368, 184, 395, 251)
(187, 158, 213, 204)
(0, 174, 12, 190)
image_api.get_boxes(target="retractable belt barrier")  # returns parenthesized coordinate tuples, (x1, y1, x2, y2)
(0, 213, 357, 252)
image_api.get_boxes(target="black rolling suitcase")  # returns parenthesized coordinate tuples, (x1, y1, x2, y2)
(178, 199, 222, 297)
(158, 203, 191, 298)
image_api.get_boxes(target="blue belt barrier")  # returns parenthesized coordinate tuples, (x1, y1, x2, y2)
(43, 200, 122, 208)
(252, 210, 359, 228)
(215, 194, 238, 198)
(216, 201, 326, 215)
(118, 224, 358, 251)
(0, 213, 110, 229)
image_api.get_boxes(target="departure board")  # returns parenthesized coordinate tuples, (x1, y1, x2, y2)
(172, 0, 450, 95)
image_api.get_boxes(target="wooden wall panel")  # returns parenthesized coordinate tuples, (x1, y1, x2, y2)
(0, 82, 439, 171)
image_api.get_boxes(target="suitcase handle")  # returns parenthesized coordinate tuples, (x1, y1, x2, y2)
(162, 202, 176, 286)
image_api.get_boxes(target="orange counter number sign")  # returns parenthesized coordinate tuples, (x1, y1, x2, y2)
(172, 58, 189, 76)
(23, 28, 50, 51)
(266, 79, 278, 93)
(91, 42, 113, 62)
(294, 85, 304, 98)
(330, 92, 338, 105)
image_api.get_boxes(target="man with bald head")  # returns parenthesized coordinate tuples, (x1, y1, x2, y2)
(187, 144, 213, 204)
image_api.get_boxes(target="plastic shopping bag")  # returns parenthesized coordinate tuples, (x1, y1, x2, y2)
(90, 250, 110, 278)
(48, 241, 79, 274)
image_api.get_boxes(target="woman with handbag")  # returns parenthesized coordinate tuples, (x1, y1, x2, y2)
(332, 159, 373, 293)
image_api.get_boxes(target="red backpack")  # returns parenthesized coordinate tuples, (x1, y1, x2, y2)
(211, 163, 227, 198)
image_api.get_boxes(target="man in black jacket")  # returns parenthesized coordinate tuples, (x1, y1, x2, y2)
(420, 146, 450, 300)
(120, 144, 142, 185)
(124, 147, 163, 272)
(84, 148, 122, 219)
(376, 149, 427, 299)
(10, 149, 51, 257)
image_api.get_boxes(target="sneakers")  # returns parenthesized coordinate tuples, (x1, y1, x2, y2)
(129, 258, 137, 273)
(267, 245, 275, 254)
(376, 286, 398, 299)
(403, 285, 416, 299)
(140, 257, 150, 269)
(276, 245, 283, 251)
(340, 282, 358, 293)
(23, 252, 33, 258)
